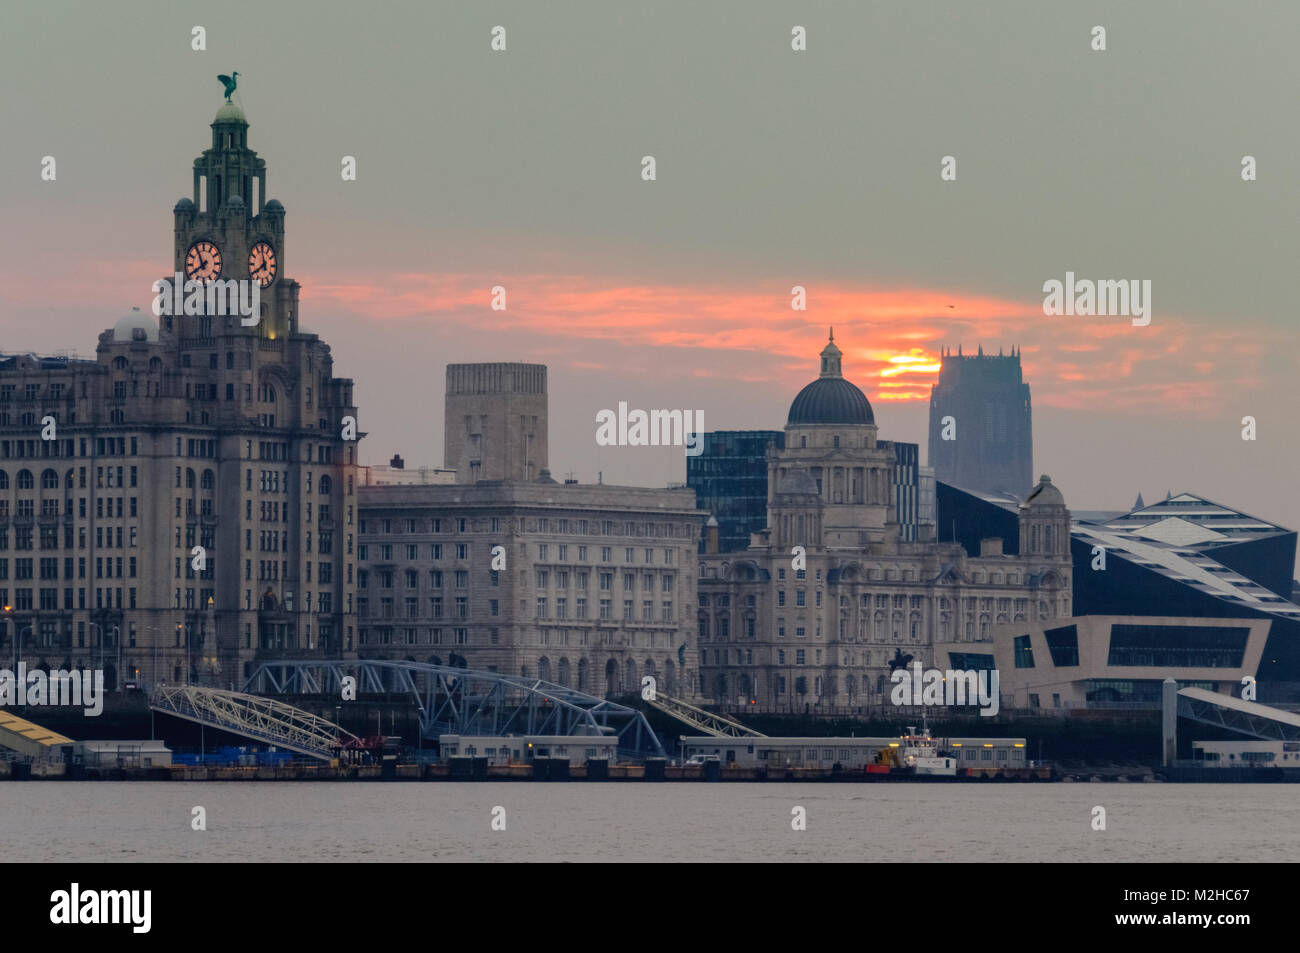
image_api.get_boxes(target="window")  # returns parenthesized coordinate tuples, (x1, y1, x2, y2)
(1043, 624, 1080, 667)
(1014, 634, 1035, 669)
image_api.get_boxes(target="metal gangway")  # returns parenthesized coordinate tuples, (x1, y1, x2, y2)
(242, 659, 666, 757)
(1175, 686, 1300, 741)
(150, 685, 360, 761)
(644, 690, 766, 738)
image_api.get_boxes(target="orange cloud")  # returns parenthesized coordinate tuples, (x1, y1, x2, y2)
(296, 271, 1276, 418)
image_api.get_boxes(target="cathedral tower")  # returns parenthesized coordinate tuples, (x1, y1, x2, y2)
(927, 345, 1033, 498)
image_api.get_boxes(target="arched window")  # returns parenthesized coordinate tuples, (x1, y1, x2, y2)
(113, 356, 127, 371)
(41, 469, 58, 490)
(0, 471, 8, 490)
(17, 469, 33, 491)
(319, 475, 332, 495)
(201, 469, 215, 490)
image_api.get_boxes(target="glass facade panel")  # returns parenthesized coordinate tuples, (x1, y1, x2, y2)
(1106, 624, 1249, 668)
(1044, 624, 1079, 666)
(1013, 634, 1034, 668)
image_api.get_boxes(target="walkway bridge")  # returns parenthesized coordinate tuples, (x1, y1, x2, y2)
(0, 709, 73, 759)
(644, 690, 766, 738)
(149, 685, 360, 761)
(1175, 686, 1300, 742)
(242, 659, 665, 757)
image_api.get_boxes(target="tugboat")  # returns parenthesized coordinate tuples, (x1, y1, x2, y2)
(898, 724, 958, 777)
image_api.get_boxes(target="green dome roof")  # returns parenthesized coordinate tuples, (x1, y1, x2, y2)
(214, 101, 246, 124)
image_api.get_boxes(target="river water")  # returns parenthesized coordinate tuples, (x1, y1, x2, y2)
(0, 782, 1292, 862)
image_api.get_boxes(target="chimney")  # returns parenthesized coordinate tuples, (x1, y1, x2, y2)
(705, 516, 719, 554)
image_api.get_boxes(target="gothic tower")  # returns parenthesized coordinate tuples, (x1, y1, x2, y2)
(168, 100, 298, 341)
(927, 345, 1033, 498)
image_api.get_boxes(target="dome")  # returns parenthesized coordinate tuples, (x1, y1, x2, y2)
(786, 328, 874, 426)
(788, 377, 874, 426)
(225, 193, 244, 208)
(1025, 474, 1065, 507)
(263, 199, 283, 212)
(112, 307, 158, 343)
(173, 197, 195, 212)
(214, 101, 246, 124)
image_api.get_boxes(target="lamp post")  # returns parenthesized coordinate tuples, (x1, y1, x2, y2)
(201, 596, 219, 685)
(89, 622, 103, 676)
(146, 626, 161, 691)
(16, 624, 32, 674)
(3, 605, 12, 671)
(112, 625, 121, 692)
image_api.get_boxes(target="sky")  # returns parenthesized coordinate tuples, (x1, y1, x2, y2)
(2, 0, 1298, 565)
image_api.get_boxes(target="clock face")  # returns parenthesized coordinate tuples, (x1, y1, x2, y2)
(248, 241, 277, 288)
(184, 241, 222, 283)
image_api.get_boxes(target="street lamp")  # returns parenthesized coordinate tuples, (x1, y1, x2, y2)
(178, 623, 189, 685)
(112, 626, 121, 692)
(14, 624, 32, 674)
(146, 626, 162, 691)
(89, 621, 103, 676)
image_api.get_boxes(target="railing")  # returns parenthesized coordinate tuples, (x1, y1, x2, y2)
(646, 690, 766, 738)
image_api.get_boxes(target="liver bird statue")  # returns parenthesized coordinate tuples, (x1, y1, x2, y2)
(887, 648, 914, 673)
(217, 71, 239, 102)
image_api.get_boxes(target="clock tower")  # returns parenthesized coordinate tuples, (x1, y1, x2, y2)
(170, 99, 298, 341)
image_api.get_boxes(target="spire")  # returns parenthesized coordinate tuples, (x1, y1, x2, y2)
(819, 327, 842, 378)
(1165, 489, 1172, 501)
(1133, 491, 1145, 511)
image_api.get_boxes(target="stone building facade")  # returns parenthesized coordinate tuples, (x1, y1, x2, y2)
(697, 333, 1071, 712)
(357, 478, 702, 698)
(0, 99, 359, 689)
(444, 363, 547, 484)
